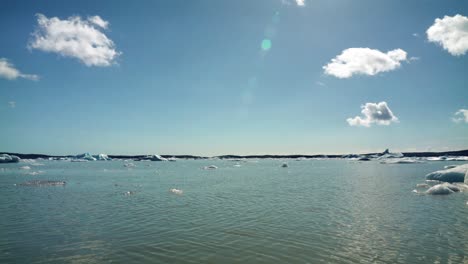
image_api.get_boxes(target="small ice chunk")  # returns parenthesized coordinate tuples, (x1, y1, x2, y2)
(124, 163, 136, 168)
(20, 166, 31, 170)
(203, 165, 218, 170)
(170, 188, 183, 195)
(124, 191, 135, 196)
(28, 171, 44, 176)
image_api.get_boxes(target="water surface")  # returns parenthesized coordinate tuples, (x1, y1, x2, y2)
(1, 159, 467, 263)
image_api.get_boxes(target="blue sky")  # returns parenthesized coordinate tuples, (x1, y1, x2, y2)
(0, 0, 467, 156)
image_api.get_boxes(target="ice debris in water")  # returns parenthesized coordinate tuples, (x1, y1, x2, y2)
(124, 191, 135, 196)
(18, 180, 66, 186)
(380, 158, 424, 164)
(416, 183, 430, 188)
(20, 166, 31, 170)
(170, 188, 183, 195)
(203, 165, 218, 170)
(425, 164, 468, 183)
(0, 154, 20, 163)
(124, 163, 136, 168)
(28, 171, 45, 176)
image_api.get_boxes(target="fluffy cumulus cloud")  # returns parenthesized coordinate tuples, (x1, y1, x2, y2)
(426, 14, 468, 56)
(347, 102, 399, 127)
(452, 109, 468, 123)
(29, 14, 120, 67)
(0, 58, 39, 81)
(323, 48, 407, 78)
(296, 0, 305, 6)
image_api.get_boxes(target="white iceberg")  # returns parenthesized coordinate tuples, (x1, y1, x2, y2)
(377, 149, 404, 160)
(75, 153, 97, 161)
(0, 154, 20, 163)
(425, 164, 468, 183)
(426, 183, 457, 195)
(20, 166, 31, 170)
(144, 154, 168, 161)
(93, 154, 111, 161)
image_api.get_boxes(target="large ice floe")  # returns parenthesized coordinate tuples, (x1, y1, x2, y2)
(0, 154, 20, 163)
(425, 164, 468, 183)
(416, 164, 468, 195)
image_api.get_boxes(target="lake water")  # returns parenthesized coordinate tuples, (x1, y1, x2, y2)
(1, 159, 467, 263)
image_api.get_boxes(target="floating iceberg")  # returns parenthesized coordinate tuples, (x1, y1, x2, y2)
(75, 153, 97, 161)
(426, 184, 456, 195)
(376, 149, 404, 160)
(0, 154, 20, 163)
(144, 154, 168, 161)
(425, 183, 466, 195)
(170, 188, 183, 195)
(19, 166, 31, 170)
(94, 154, 111, 161)
(425, 164, 468, 183)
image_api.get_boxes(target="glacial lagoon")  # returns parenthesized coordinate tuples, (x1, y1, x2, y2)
(1, 159, 467, 263)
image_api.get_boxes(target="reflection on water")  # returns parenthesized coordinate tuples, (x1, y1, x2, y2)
(0, 160, 467, 263)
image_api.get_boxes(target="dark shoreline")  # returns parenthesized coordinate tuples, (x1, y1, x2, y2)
(2, 149, 468, 160)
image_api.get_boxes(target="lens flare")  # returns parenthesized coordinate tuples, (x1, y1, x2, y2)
(261, 39, 272, 51)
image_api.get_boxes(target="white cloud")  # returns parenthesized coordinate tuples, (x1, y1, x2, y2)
(452, 109, 468, 123)
(347, 101, 399, 127)
(88, 15, 109, 29)
(412, 33, 419, 37)
(296, 0, 305, 6)
(29, 14, 120, 67)
(426, 14, 468, 56)
(0, 58, 39, 81)
(323, 48, 407, 78)
(8, 101, 16, 108)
